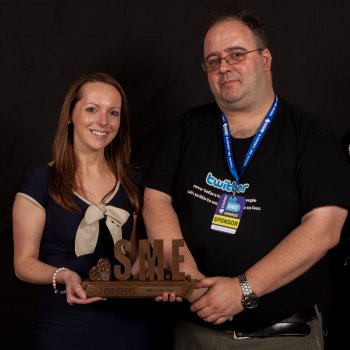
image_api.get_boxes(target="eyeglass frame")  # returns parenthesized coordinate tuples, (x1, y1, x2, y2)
(202, 48, 264, 72)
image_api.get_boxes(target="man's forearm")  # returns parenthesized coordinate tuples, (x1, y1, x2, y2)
(143, 188, 202, 278)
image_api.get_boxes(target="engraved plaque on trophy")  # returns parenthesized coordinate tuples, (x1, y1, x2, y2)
(81, 239, 197, 298)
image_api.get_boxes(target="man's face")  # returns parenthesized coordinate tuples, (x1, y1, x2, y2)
(203, 19, 271, 110)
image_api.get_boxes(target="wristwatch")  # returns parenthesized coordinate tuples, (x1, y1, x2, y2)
(238, 274, 259, 309)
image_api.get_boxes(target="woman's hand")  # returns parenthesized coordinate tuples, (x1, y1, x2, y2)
(59, 269, 105, 305)
(155, 292, 182, 303)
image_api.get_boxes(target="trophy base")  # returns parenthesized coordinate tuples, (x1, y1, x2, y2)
(81, 280, 197, 298)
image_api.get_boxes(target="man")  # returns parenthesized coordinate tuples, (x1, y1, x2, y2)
(143, 8, 350, 349)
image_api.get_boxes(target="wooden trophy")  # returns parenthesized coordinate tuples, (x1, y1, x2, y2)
(81, 239, 197, 298)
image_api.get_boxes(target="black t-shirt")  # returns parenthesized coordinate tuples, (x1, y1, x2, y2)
(145, 97, 350, 331)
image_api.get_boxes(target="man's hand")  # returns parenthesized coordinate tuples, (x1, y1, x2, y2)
(190, 276, 243, 324)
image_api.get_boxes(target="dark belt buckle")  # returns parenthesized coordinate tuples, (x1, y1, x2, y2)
(225, 330, 250, 339)
(233, 330, 250, 340)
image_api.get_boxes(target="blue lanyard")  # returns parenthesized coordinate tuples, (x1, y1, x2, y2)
(221, 95, 279, 183)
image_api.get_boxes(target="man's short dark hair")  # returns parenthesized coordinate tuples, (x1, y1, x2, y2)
(204, 8, 268, 49)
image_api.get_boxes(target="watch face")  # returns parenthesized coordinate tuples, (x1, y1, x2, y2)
(244, 296, 259, 309)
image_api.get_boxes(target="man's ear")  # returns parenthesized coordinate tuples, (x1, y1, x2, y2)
(261, 48, 272, 71)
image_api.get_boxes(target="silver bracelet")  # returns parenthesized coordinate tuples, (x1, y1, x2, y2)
(52, 267, 70, 294)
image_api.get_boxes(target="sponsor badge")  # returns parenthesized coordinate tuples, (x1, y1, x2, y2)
(211, 194, 245, 234)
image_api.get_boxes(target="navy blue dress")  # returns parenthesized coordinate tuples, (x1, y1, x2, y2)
(18, 164, 156, 350)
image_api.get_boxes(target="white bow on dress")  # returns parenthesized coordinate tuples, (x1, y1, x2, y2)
(75, 203, 130, 257)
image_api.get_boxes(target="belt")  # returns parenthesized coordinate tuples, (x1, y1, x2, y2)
(224, 307, 316, 339)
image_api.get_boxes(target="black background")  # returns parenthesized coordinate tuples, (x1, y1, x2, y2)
(1, 1, 349, 349)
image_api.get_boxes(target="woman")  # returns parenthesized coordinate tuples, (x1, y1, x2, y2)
(12, 72, 155, 349)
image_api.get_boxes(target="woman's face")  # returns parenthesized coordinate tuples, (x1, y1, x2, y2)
(71, 82, 122, 154)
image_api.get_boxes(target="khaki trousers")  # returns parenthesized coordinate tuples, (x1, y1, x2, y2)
(174, 310, 323, 350)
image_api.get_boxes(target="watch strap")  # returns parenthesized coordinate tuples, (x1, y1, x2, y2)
(238, 273, 259, 309)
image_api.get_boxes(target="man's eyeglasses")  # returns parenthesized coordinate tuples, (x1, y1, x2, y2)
(202, 48, 264, 72)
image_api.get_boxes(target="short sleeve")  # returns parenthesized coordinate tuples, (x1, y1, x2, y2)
(296, 120, 350, 214)
(143, 119, 183, 195)
(17, 164, 50, 209)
